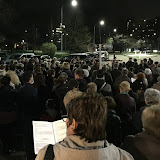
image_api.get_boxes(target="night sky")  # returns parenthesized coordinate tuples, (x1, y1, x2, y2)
(2, 0, 160, 34)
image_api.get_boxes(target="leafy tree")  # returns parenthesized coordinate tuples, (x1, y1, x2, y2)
(65, 15, 91, 53)
(41, 43, 57, 57)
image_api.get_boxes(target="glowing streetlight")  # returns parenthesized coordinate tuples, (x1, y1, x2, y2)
(71, 0, 78, 7)
(61, 0, 78, 57)
(99, 20, 105, 26)
(114, 29, 117, 32)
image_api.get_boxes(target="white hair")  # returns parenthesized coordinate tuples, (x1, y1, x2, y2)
(144, 88, 160, 105)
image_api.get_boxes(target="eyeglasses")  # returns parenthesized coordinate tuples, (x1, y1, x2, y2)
(61, 115, 68, 122)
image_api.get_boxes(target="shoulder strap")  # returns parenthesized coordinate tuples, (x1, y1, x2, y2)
(44, 144, 54, 160)
(100, 82, 106, 91)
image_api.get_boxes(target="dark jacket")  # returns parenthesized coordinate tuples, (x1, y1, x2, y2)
(115, 93, 136, 123)
(17, 83, 40, 116)
(94, 78, 112, 96)
(132, 106, 148, 134)
(132, 79, 147, 92)
(77, 79, 87, 92)
(52, 83, 69, 115)
(122, 131, 160, 160)
(111, 69, 121, 82)
(0, 85, 17, 111)
(106, 109, 121, 146)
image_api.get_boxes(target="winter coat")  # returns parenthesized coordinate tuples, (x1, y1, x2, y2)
(0, 85, 17, 111)
(7, 70, 21, 86)
(77, 78, 87, 92)
(36, 135, 134, 160)
(17, 83, 40, 116)
(122, 131, 160, 160)
(106, 109, 121, 146)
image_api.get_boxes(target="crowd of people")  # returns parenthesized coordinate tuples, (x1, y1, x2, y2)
(0, 55, 160, 160)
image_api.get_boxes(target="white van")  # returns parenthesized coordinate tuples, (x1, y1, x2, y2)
(5, 53, 35, 64)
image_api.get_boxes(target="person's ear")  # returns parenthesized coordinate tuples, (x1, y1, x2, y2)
(145, 100, 148, 105)
(71, 118, 78, 130)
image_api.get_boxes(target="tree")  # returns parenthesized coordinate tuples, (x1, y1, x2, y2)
(65, 15, 91, 53)
(41, 43, 57, 57)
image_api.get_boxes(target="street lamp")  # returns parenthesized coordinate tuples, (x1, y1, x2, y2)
(114, 29, 117, 32)
(61, 0, 78, 57)
(99, 20, 105, 26)
(71, 0, 78, 7)
(93, 20, 105, 44)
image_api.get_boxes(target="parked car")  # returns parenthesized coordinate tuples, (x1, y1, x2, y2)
(5, 53, 35, 64)
(89, 51, 109, 61)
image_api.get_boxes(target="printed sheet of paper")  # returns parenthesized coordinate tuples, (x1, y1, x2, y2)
(32, 121, 55, 154)
(52, 120, 66, 143)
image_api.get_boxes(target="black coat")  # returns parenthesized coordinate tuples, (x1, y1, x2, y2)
(111, 69, 121, 83)
(106, 109, 121, 146)
(0, 85, 17, 111)
(132, 79, 147, 92)
(115, 93, 136, 123)
(122, 131, 160, 160)
(17, 83, 40, 116)
(77, 79, 87, 92)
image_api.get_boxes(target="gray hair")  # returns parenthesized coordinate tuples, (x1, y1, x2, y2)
(144, 88, 160, 105)
(122, 68, 128, 75)
(142, 104, 160, 139)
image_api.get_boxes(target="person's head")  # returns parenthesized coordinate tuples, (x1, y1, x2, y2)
(64, 90, 82, 107)
(58, 73, 67, 84)
(136, 72, 145, 81)
(142, 104, 160, 139)
(0, 65, 5, 70)
(35, 73, 45, 86)
(47, 69, 55, 78)
(129, 57, 132, 61)
(129, 67, 134, 72)
(144, 68, 152, 76)
(75, 69, 84, 79)
(8, 64, 16, 71)
(34, 64, 42, 73)
(119, 81, 130, 93)
(46, 99, 57, 110)
(121, 68, 128, 75)
(63, 62, 70, 70)
(113, 62, 119, 69)
(144, 88, 160, 105)
(0, 75, 11, 86)
(22, 71, 34, 84)
(66, 93, 107, 142)
(68, 79, 79, 90)
(29, 58, 35, 64)
(96, 69, 105, 79)
(83, 69, 89, 78)
(25, 63, 33, 71)
(87, 82, 97, 93)
(104, 96, 116, 109)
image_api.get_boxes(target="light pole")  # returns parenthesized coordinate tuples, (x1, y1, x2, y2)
(60, 0, 77, 57)
(93, 20, 105, 45)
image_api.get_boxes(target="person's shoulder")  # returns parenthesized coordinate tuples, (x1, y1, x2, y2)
(108, 143, 134, 160)
(35, 145, 49, 160)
